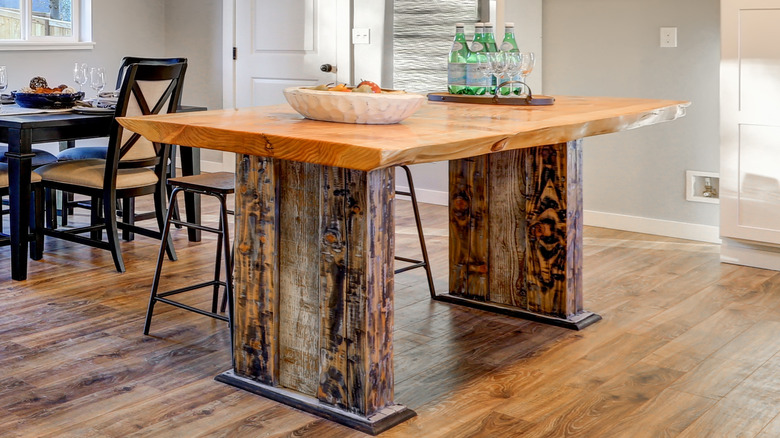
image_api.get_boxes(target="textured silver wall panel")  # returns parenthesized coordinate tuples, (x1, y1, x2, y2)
(393, 0, 480, 93)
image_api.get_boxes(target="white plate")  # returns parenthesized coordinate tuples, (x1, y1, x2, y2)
(72, 106, 115, 114)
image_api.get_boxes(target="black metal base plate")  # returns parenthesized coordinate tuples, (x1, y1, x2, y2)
(433, 294, 601, 330)
(215, 370, 417, 435)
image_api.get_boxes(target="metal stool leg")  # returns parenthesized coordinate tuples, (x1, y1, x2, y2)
(144, 185, 234, 336)
(395, 165, 436, 299)
(144, 187, 182, 335)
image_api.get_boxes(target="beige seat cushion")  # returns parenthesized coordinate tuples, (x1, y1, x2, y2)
(34, 159, 159, 190)
(0, 163, 43, 189)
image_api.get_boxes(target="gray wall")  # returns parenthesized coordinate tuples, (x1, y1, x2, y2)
(163, 0, 223, 163)
(543, 0, 720, 227)
(163, 0, 222, 112)
(1, 0, 223, 157)
(1, 0, 166, 95)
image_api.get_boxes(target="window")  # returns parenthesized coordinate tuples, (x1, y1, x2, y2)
(0, 0, 92, 49)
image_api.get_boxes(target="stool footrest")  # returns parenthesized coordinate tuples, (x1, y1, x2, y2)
(169, 219, 223, 235)
(394, 261, 426, 274)
(155, 296, 229, 322)
(156, 280, 227, 298)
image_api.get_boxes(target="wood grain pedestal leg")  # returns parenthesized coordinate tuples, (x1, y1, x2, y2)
(216, 155, 415, 435)
(438, 140, 601, 330)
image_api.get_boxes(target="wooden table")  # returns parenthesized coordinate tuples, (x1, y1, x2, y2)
(119, 96, 688, 434)
(0, 106, 205, 280)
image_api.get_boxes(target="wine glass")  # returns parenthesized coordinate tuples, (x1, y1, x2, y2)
(489, 52, 511, 96)
(518, 52, 536, 96)
(505, 52, 524, 95)
(89, 67, 105, 100)
(475, 55, 494, 95)
(0, 66, 7, 114)
(73, 63, 88, 92)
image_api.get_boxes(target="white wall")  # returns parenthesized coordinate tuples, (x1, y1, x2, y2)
(543, 0, 720, 240)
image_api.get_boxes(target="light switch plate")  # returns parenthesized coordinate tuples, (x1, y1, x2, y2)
(660, 27, 677, 48)
(352, 28, 370, 45)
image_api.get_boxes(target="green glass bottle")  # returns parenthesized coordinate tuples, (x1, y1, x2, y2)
(499, 22, 520, 95)
(465, 23, 487, 95)
(447, 23, 470, 95)
(483, 23, 498, 95)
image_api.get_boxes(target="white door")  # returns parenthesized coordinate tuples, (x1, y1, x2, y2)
(721, 0, 780, 246)
(209, 0, 348, 172)
(234, 0, 348, 108)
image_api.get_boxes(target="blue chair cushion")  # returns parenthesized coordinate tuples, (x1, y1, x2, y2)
(57, 146, 108, 161)
(0, 146, 57, 168)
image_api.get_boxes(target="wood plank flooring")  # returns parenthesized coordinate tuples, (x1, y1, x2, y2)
(1, 194, 780, 437)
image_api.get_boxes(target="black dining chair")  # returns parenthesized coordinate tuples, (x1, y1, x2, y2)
(34, 62, 187, 272)
(56, 57, 188, 239)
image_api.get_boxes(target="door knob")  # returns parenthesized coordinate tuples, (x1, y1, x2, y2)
(320, 64, 337, 73)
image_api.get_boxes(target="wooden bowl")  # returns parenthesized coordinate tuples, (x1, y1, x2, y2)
(283, 86, 425, 124)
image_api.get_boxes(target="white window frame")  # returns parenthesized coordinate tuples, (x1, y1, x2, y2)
(0, 0, 94, 51)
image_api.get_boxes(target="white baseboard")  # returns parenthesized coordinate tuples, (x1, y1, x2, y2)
(584, 210, 721, 244)
(395, 185, 449, 206)
(393, 188, 720, 244)
(200, 160, 233, 173)
(720, 238, 780, 271)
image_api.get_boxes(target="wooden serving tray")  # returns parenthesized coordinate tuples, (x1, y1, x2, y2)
(427, 92, 555, 106)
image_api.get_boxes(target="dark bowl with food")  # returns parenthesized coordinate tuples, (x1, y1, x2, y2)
(11, 91, 85, 109)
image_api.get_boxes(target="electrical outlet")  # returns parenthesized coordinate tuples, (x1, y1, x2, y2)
(660, 27, 677, 48)
(352, 28, 370, 45)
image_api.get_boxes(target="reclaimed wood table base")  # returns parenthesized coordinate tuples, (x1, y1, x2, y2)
(118, 96, 688, 433)
(443, 139, 600, 330)
(215, 155, 414, 435)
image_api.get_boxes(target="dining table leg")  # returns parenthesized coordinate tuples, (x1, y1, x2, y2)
(440, 140, 601, 330)
(216, 154, 415, 435)
(178, 145, 201, 242)
(6, 128, 33, 281)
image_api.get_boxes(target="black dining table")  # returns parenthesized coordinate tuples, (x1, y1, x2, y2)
(0, 105, 206, 281)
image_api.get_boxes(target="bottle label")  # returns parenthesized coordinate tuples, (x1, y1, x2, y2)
(466, 64, 490, 87)
(499, 42, 516, 52)
(451, 42, 463, 52)
(448, 63, 466, 86)
(470, 42, 484, 52)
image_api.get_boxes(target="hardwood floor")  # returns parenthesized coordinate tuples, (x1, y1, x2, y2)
(1, 195, 779, 437)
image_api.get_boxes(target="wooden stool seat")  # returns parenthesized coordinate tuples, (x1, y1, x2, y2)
(169, 172, 235, 194)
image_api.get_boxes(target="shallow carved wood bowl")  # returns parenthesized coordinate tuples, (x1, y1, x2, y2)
(283, 86, 425, 124)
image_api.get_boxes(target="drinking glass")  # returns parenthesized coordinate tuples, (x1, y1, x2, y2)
(0, 66, 7, 114)
(74, 63, 88, 92)
(489, 52, 511, 95)
(518, 52, 536, 96)
(89, 67, 105, 99)
(505, 53, 524, 95)
(475, 55, 494, 95)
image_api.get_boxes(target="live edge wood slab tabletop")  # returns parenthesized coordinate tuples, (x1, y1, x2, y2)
(118, 95, 688, 435)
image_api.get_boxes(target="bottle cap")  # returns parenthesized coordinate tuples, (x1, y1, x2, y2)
(485, 22, 494, 27)
(455, 22, 465, 27)
(505, 22, 514, 27)
(475, 22, 484, 27)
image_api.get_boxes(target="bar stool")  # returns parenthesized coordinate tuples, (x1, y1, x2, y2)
(144, 172, 235, 335)
(395, 165, 436, 298)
